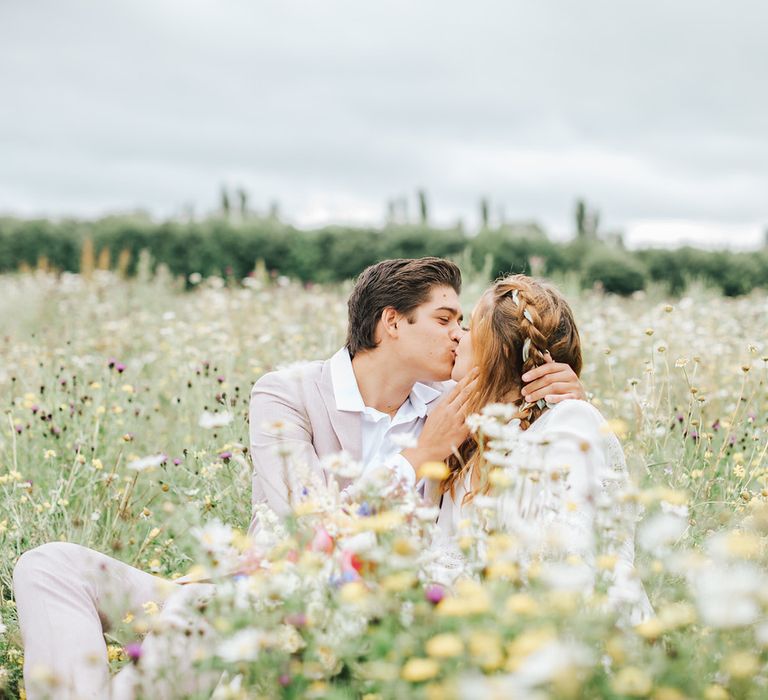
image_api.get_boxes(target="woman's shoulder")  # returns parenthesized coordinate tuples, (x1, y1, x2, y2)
(535, 399, 608, 438)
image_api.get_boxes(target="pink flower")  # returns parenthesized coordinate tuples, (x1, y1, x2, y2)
(425, 584, 445, 605)
(310, 527, 334, 554)
(124, 642, 142, 663)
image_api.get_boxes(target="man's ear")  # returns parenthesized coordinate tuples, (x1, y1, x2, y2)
(380, 307, 401, 339)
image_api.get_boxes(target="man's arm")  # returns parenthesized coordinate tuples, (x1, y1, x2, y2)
(520, 354, 586, 404)
(248, 372, 321, 527)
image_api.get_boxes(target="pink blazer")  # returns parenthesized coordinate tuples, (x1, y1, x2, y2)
(248, 356, 448, 532)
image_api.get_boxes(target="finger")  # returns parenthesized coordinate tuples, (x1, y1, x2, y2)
(452, 377, 479, 409)
(521, 370, 574, 397)
(445, 366, 479, 401)
(544, 392, 578, 405)
(520, 361, 569, 383)
(523, 382, 573, 404)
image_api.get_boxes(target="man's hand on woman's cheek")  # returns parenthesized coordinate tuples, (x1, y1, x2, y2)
(520, 355, 585, 404)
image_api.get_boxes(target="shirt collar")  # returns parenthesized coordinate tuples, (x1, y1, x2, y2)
(330, 347, 441, 416)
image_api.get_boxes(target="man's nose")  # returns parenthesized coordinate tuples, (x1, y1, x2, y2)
(450, 324, 465, 341)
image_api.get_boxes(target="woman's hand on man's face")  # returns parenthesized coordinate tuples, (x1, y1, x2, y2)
(520, 353, 585, 404)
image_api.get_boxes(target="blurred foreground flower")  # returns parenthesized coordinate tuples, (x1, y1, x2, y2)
(199, 411, 233, 429)
(127, 454, 166, 472)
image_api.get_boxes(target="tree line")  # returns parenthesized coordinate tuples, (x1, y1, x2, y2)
(1, 211, 766, 296)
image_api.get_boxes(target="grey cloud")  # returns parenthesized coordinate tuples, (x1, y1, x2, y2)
(1, 0, 766, 242)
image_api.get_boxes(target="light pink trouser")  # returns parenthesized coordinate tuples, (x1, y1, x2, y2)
(13, 542, 219, 700)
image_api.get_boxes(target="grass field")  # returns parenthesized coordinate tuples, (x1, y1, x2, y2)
(1, 269, 767, 698)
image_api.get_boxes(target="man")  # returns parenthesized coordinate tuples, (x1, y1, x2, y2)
(249, 257, 583, 530)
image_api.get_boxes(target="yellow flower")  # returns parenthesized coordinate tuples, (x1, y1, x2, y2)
(107, 644, 126, 662)
(635, 617, 664, 641)
(401, 658, 440, 683)
(43, 449, 56, 459)
(506, 626, 555, 664)
(437, 580, 490, 616)
(724, 530, 761, 558)
(611, 667, 652, 697)
(653, 688, 686, 700)
(293, 500, 319, 517)
(603, 418, 628, 439)
(381, 571, 417, 593)
(351, 510, 404, 533)
(546, 590, 579, 614)
(425, 684, 457, 700)
(339, 581, 368, 603)
(142, 600, 159, 616)
(657, 602, 696, 630)
(359, 661, 399, 681)
(485, 560, 519, 581)
(605, 635, 626, 664)
(469, 630, 503, 671)
(425, 633, 464, 659)
(488, 468, 513, 487)
(597, 554, 618, 571)
(504, 593, 539, 617)
(703, 685, 729, 700)
(418, 461, 450, 480)
(723, 651, 759, 678)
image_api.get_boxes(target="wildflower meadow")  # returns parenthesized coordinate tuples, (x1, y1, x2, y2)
(1, 265, 767, 699)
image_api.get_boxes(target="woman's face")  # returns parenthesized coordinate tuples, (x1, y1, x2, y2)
(451, 327, 473, 381)
(452, 301, 485, 381)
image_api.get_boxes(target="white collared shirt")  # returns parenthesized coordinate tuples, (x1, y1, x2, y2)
(329, 347, 440, 486)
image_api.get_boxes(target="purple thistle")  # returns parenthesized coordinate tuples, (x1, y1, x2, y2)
(425, 584, 445, 605)
(173, 458, 182, 466)
(284, 612, 306, 628)
(219, 451, 233, 461)
(116, 363, 126, 373)
(279, 674, 291, 687)
(124, 642, 142, 663)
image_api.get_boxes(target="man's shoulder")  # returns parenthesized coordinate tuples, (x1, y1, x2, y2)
(251, 359, 327, 395)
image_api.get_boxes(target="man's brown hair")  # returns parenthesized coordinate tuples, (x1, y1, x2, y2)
(346, 257, 462, 357)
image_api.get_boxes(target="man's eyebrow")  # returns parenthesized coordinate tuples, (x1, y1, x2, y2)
(434, 306, 463, 321)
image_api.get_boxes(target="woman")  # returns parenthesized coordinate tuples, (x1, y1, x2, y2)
(431, 274, 652, 623)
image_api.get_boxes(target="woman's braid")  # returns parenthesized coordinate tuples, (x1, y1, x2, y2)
(497, 282, 551, 428)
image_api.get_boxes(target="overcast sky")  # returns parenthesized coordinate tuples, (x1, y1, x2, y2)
(1, 1, 766, 248)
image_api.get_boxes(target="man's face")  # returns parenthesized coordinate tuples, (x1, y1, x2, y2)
(394, 285, 465, 382)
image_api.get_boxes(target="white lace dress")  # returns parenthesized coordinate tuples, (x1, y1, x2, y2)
(429, 399, 653, 624)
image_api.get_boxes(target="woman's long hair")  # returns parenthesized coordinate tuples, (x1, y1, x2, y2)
(442, 274, 583, 503)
